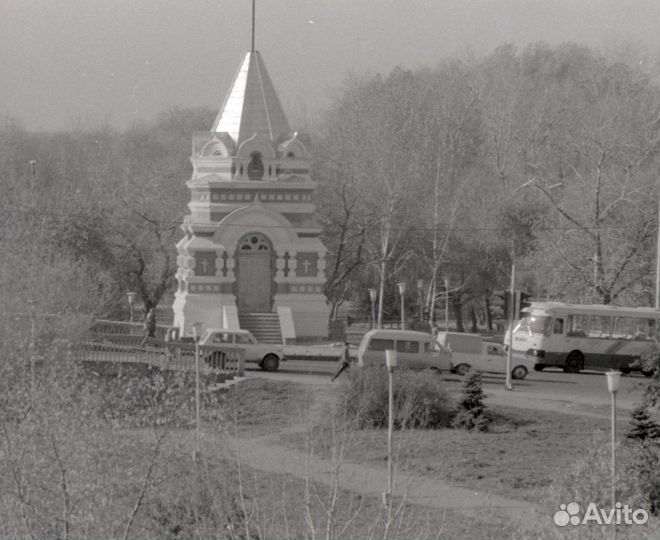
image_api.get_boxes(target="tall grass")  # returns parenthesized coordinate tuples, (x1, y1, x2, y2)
(337, 367, 455, 429)
(515, 435, 660, 540)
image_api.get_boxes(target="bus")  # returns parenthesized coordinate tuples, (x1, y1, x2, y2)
(508, 302, 659, 376)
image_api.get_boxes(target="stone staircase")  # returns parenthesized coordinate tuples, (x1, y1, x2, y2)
(239, 312, 283, 344)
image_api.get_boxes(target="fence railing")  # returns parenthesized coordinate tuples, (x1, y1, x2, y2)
(77, 333, 245, 376)
(90, 319, 170, 340)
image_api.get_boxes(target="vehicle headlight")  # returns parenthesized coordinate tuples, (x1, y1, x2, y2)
(526, 349, 545, 358)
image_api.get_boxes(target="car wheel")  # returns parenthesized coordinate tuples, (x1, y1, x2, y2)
(261, 354, 280, 372)
(454, 363, 471, 376)
(512, 365, 528, 380)
(533, 364, 545, 372)
(641, 368, 656, 378)
(563, 351, 584, 374)
(620, 367, 632, 375)
(207, 351, 226, 370)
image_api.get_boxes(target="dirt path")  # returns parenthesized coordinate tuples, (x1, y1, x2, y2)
(221, 383, 540, 529)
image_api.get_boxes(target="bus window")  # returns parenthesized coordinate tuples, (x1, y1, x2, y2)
(553, 318, 564, 334)
(613, 317, 635, 339)
(588, 316, 611, 339)
(567, 315, 588, 337)
(632, 318, 656, 340)
(518, 315, 552, 336)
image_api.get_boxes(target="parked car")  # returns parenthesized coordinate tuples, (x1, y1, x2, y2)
(200, 329, 284, 372)
(436, 331, 532, 380)
(357, 329, 452, 371)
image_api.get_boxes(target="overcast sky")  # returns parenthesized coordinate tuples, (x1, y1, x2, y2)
(1, 0, 658, 132)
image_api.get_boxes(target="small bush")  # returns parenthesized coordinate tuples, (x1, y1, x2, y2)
(338, 367, 454, 429)
(452, 371, 490, 432)
(518, 436, 660, 539)
(627, 398, 660, 442)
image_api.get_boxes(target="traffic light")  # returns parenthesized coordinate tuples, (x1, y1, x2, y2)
(491, 290, 532, 321)
(490, 290, 506, 320)
(519, 292, 532, 314)
(511, 291, 533, 320)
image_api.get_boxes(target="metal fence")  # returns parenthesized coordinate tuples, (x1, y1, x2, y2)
(78, 322, 245, 376)
(90, 319, 170, 340)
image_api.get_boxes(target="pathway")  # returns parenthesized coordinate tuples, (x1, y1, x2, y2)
(219, 384, 540, 529)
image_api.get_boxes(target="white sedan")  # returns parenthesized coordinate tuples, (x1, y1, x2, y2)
(200, 329, 285, 371)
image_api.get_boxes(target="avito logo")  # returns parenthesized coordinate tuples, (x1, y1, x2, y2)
(553, 502, 648, 526)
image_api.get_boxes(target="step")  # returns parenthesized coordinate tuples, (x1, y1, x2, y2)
(239, 312, 284, 344)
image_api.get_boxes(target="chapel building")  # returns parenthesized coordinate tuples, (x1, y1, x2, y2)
(172, 50, 329, 341)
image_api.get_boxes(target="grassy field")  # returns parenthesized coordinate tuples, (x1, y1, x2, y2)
(0, 372, 524, 539)
(2, 361, 657, 540)
(218, 378, 310, 435)
(281, 401, 616, 503)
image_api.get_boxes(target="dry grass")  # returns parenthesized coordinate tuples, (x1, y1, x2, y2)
(283, 405, 614, 503)
(220, 378, 309, 435)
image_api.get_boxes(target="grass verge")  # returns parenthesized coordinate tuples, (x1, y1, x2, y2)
(282, 404, 613, 503)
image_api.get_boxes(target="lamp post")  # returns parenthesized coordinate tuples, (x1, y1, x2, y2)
(417, 279, 424, 324)
(29, 160, 36, 192)
(505, 240, 515, 391)
(444, 277, 449, 331)
(656, 182, 660, 309)
(192, 322, 203, 461)
(127, 292, 137, 324)
(368, 288, 377, 329)
(397, 282, 406, 330)
(27, 298, 36, 406)
(606, 371, 621, 511)
(383, 349, 397, 507)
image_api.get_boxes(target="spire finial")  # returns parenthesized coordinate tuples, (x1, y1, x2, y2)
(251, 0, 256, 52)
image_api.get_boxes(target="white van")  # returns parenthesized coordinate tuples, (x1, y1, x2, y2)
(357, 329, 452, 371)
(436, 331, 532, 380)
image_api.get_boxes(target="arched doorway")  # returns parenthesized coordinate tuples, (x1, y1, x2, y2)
(236, 233, 272, 312)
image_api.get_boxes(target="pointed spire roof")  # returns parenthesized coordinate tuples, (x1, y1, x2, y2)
(212, 51, 290, 145)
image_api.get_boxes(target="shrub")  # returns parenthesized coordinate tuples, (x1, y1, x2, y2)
(452, 371, 490, 432)
(146, 460, 251, 540)
(337, 366, 454, 429)
(627, 398, 660, 442)
(518, 436, 660, 539)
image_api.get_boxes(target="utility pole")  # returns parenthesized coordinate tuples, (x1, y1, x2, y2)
(28, 298, 36, 407)
(656, 192, 660, 309)
(505, 241, 515, 391)
(444, 278, 449, 331)
(192, 322, 202, 462)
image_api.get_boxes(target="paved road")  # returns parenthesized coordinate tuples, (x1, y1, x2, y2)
(249, 359, 653, 415)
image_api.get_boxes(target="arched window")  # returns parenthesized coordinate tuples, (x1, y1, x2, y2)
(247, 152, 265, 180)
(238, 233, 271, 252)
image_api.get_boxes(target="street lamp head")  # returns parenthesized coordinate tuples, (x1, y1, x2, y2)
(417, 279, 423, 289)
(127, 292, 137, 306)
(606, 370, 621, 393)
(369, 288, 378, 302)
(397, 282, 406, 295)
(385, 349, 398, 371)
(191, 322, 203, 341)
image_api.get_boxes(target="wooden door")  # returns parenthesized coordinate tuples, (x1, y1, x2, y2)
(238, 252, 271, 312)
